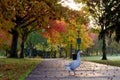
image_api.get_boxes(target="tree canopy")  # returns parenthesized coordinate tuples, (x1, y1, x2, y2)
(0, 0, 69, 58)
(0, 0, 94, 58)
(86, 0, 120, 42)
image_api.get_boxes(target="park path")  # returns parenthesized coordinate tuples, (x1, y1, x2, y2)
(25, 58, 120, 80)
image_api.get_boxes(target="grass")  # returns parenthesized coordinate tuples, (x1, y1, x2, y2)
(1, 55, 120, 80)
(0, 58, 42, 80)
(81, 55, 120, 67)
(89, 60, 120, 67)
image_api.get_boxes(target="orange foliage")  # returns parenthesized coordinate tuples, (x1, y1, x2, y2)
(48, 20, 66, 33)
(0, 29, 6, 44)
(0, 29, 12, 45)
(41, 32, 49, 38)
(41, 20, 67, 44)
(53, 20, 66, 33)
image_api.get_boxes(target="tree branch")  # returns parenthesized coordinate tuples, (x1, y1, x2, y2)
(21, 18, 37, 28)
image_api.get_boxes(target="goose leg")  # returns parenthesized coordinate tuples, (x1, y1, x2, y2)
(74, 71, 76, 75)
(68, 71, 70, 75)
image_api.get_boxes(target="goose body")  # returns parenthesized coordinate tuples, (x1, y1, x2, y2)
(65, 50, 82, 75)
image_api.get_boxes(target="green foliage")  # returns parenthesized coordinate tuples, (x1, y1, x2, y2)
(26, 31, 47, 49)
(87, 0, 120, 42)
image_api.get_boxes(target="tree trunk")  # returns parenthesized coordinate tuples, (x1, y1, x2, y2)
(10, 29, 18, 58)
(20, 31, 28, 58)
(70, 43, 72, 58)
(29, 46, 33, 57)
(102, 33, 107, 60)
(20, 37, 25, 58)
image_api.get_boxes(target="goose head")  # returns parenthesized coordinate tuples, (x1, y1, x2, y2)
(77, 50, 83, 55)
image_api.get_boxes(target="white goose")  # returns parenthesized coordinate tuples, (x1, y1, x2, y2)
(65, 50, 82, 75)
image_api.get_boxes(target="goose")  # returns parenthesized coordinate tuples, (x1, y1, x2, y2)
(65, 50, 82, 75)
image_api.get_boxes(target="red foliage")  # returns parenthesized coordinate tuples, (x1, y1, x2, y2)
(0, 31, 5, 44)
(41, 32, 49, 38)
(41, 20, 67, 44)
(49, 20, 66, 33)
(0, 29, 12, 45)
(54, 21, 66, 33)
(0, 33, 3, 38)
(85, 25, 98, 41)
(89, 33, 98, 41)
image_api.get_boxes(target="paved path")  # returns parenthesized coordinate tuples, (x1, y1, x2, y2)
(26, 59, 120, 80)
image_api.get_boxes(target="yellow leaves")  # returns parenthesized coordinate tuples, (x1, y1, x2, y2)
(70, 19, 76, 25)
(45, 29, 63, 45)
(65, 23, 93, 51)
(47, 38, 51, 44)
(0, 0, 16, 19)
(78, 25, 93, 50)
(0, 20, 14, 32)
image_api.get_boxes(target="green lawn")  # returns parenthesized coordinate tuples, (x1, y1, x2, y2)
(0, 58, 42, 80)
(81, 55, 120, 67)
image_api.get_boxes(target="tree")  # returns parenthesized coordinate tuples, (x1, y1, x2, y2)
(99, 0, 120, 42)
(86, 0, 109, 60)
(0, 0, 68, 58)
(68, 9, 92, 50)
(59, 9, 93, 58)
(87, 0, 120, 60)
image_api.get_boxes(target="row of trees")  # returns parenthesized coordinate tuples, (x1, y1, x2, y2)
(0, 0, 68, 58)
(1, 0, 119, 59)
(0, 0, 93, 58)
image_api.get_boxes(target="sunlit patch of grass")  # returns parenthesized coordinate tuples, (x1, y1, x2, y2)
(81, 55, 120, 60)
(0, 58, 42, 80)
(81, 56, 102, 61)
(90, 60, 120, 67)
(81, 55, 120, 67)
